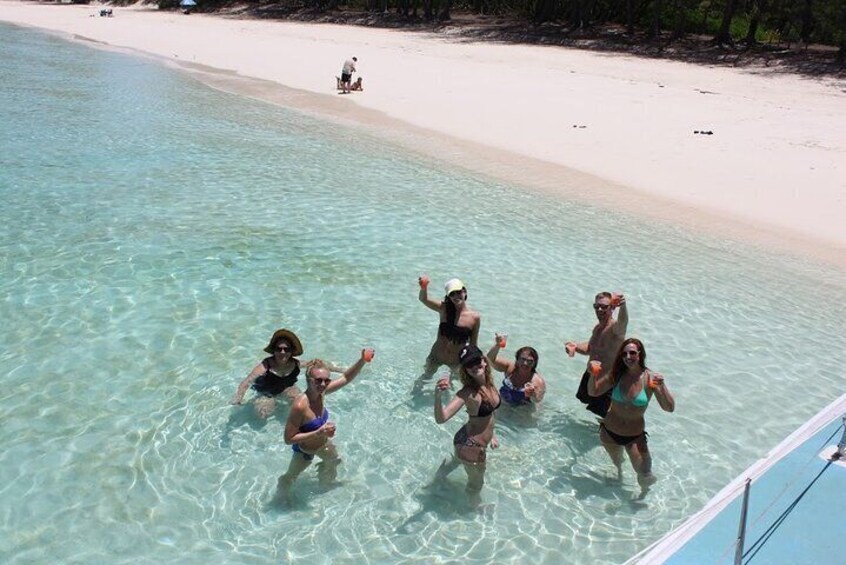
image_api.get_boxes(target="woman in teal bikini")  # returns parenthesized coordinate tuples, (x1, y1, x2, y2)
(276, 348, 374, 498)
(587, 338, 675, 491)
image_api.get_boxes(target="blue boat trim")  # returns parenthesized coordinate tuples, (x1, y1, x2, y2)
(628, 393, 846, 564)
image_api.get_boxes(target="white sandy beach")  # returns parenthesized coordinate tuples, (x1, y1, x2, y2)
(1, 1, 844, 262)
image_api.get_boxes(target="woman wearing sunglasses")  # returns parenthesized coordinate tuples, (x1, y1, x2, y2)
(587, 338, 675, 492)
(277, 348, 374, 496)
(416, 276, 481, 385)
(230, 328, 308, 419)
(433, 345, 500, 503)
(487, 333, 546, 406)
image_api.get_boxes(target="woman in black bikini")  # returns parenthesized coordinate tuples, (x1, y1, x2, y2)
(417, 277, 481, 385)
(231, 329, 305, 419)
(433, 345, 500, 501)
(587, 338, 675, 492)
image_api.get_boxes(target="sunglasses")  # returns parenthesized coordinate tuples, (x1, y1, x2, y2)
(310, 377, 331, 385)
(517, 357, 535, 365)
(593, 303, 611, 311)
(275, 345, 292, 353)
(623, 350, 640, 357)
(448, 291, 464, 298)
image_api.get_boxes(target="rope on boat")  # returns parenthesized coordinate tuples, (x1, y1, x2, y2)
(741, 422, 845, 564)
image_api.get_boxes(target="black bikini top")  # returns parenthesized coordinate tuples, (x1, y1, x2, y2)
(474, 392, 502, 418)
(439, 321, 472, 344)
(251, 358, 300, 395)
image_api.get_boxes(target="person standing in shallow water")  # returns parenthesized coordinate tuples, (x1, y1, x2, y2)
(230, 329, 305, 419)
(487, 333, 546, 406)
(564, 292, 628, 418)
(276, 348, 374, 498)
(230, 328, 345, 419)
(415, 276, 481, 388)
(433, 345, 500, 504)
(587, 338, 674, 493)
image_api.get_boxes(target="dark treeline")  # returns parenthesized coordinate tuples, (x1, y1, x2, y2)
(150, 0, 845, 62)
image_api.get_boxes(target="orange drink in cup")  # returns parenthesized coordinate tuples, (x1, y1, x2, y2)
(611, 294, 621, 308)
(497, 337, 507, 348)
(363, 348, 375, 363)
(589, 361, 602, 377)
(418, 275, 430, 289)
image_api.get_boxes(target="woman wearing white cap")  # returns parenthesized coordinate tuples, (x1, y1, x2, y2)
(416, 276, 481, 382)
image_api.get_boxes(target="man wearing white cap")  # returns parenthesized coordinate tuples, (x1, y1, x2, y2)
(415, 275, 481, 387)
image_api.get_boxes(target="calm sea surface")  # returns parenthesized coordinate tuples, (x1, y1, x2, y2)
(1, 22, 844, 564)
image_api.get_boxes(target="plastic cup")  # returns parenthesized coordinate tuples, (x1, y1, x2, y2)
(589, 362, 602, 377)
(497, 338, 507, 348)
(363, 348, 375, 362)
(566, 344, 576, 358)
(611, 295, 621, 307)
(419, 276, 430, 289)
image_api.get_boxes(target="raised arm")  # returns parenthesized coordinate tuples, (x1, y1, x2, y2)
(586, 361, 614, 396)
(613, 293, 628, 337)
(486, 334, 513, 373)
(434, 377, 466, 423)
(418, 275, 442, 312)
(325, 348, 373, 394)
(649, 372, 675, 413)
(230, 361, 265, 404)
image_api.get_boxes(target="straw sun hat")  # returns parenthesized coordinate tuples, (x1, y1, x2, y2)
(263, 328, 304, 356)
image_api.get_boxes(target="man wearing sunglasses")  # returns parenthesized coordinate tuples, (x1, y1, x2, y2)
(564, 292, 628, 418)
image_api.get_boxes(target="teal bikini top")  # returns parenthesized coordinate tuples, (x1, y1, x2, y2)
(611, 372, 650, 408)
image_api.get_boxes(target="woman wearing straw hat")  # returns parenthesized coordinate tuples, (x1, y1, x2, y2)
(416, 276, 481, 387)
(230, 328, 307, 419)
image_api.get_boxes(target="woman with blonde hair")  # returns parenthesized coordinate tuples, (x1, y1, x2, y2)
(277, 348, 374, 497)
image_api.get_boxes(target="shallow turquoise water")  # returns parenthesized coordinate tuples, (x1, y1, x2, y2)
(1, 22, 844, 564)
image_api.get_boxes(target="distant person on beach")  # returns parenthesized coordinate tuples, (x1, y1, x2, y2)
(433, 345, 500, 503)
(340, 56, 357, 94)
(486, 333, 546, 406)
(230, 329, 345, 419)
(586, 338, 674, 492)
(336, 76, 363, 92)
(415, 276, 481, 389)
(564, 292, 628, 418)
(276, 348, 374, 498)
